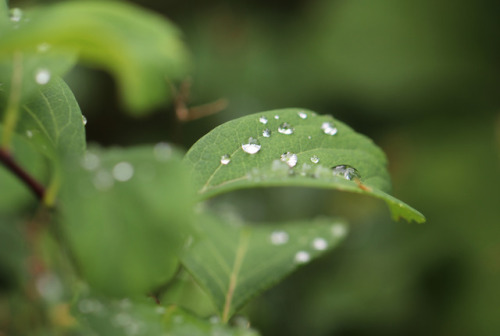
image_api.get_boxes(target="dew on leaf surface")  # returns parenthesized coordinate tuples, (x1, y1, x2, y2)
(278, 122, 294, 135)
(280, 152, 298, 168)
(321, 121, 338, 136)
(241, 137, 261, 154)
(259, 116, 268, 124)
(274, 115, 280, 120)
(298, 111, 308, 119)
(9, 8, 22, 22)
(82, 115, 88, 126)
(332, 165, 361, 180)
(262, 128, 271, 137)
(312, 238, 328, 251)
(220, 154, 231, 165)
(112, 162, 134, 182)
(310, 155, 319, 164)
(294, 251, 311, 264)
(270, 231, 289, 245)
(35, 68, 51, 85)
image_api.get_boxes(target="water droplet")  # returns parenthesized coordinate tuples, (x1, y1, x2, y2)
(332, 224, 347, 238)
(294, 251, 311, 264)
(10, 8, 22, 22)
(280, 152, 298, 168)
(81, 152, 100, 171)
(321, 121, 338, 136)
(274, 115, 280, 120)
(310, 155, 319, 164)
(113, 162, 134, 182)
(278, 122, 294, 135)
(332, 165, 361, 180)
(307, 136, 312, 140)
(298, 111, 308, 119)
(220, 154, 231, 165)
(35, 68, 51, 85)
(262, 128, 271, 137)
(241, 137, 261, 154)
(37, 43, 51, 53)
(82, 115, 87, 126)
(26, 130, 33, 138)
(154, 142, 173, 161)
(259, 116, 268, 124)
(93, 170, 114, 191)
(312, 238, 328, 251)
(270, 231, 289, 245)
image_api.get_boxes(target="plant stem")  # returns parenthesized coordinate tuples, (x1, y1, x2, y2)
(0, 148, 45, 200)
(1, 52, 23, 151)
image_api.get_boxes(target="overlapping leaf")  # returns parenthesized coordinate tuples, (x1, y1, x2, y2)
(182, 213, 348, 321)
(0, 1, 190, 113)
(60, 145, 195, 296)
(185, 108, 425, 223)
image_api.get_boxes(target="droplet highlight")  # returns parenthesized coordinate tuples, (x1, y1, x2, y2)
(35, 68, 51, 85)
(259, 116, 268, 124)
(312, 238, 328, 251)
(321, 121, 338, 136)
(241, 137, 261, 154)
(262, 128, 271, 137)
(298, 111, 308, 119)
(310, 155, 319, 164)
(332, 165, 361, 180)
(220, 154, 231, 165)
(274, 115, 280, 120)
(280, 152, 298, 168)
(82, 115, 88, 126)
(278, 122, 294, 135)
(112, 162, 134, 182)
(294, 251, 311, 264)
(270, 231, 289, 245)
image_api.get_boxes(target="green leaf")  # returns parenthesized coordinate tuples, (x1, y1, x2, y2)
(182, 213, 348, 321)
(184, 108, 425, 223)
(164, 306, 261, 336)
(0, 1, 190, 113)
(59, 145, 195, 297)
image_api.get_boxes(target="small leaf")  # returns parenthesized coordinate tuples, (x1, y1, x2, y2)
(182, 213, 348, 321)
(184, 108, 425, 223)
(0, 1, 190, 113)
(164, 306, 261, 336)
(59, 145, 195, 297)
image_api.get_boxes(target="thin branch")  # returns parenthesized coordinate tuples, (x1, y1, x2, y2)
(0, 148, 46, 200)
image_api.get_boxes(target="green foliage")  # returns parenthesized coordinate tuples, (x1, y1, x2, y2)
(0, 0, 426, 335)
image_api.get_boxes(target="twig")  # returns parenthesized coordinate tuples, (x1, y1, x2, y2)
(0, 148, 45, 200)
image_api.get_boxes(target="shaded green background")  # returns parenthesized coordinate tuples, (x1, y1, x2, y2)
(12, 0, 500, 334)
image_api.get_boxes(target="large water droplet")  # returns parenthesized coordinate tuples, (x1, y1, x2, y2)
(321, 121, 338, 136)
(241, 137, 261, 154)
(270, 231, 289, 245)
(280, 152, 298, 168)
(262, 128, 271, 137)
(298, 111, 308, 119)
(81, 152, 100, 171)
(113, 162, 134, 182)
(332, 224, 347, 238)
(154, 142, 173, 161)
(278, 122, 294, 135)
(332, 165, 361, 180)
(35, 68, 51, 85)
(220, 154, 231, 165)
(259, 116, 268, 124)
(10, 8, 22, 22)
(294, 251, 311, 264)
(312, 238, 328, 251)
(310, 155, 319, 164)
(82, 115, 88, 126)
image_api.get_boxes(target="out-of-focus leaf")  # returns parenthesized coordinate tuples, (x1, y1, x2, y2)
(59, 145, 195, 297)
(164, 306, 261, 336)
(0, 216, 27, 291)
(185, 109, 425, 223)
(182, 213, 348, 321)
(0, 1, 190, 113)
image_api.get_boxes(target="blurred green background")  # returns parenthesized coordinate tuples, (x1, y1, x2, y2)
(14, 0, 500, 334)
